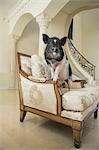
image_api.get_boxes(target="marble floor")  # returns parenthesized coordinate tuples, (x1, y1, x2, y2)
(0, 90, 99, 150)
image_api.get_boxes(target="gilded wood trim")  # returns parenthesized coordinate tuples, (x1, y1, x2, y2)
(83, 103, 99, 122)
(17, 52, 29, 78)
(24, 106, 72, 126)
(72, 120, 83, 148)
(73, 128, 82, 148)
(17, 52, 31, 58)
(54, 82, 62, 115)
(17, 78, 24, 109)
(73, 80, 87, 88)
(17, 52, 25, 109)
(20, 110, 27, 122)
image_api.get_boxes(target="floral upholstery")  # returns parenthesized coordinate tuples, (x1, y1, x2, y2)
(62, 86, 99, 112)
(61, 86, 99, 121)
(20, 75, 57, 114)
(61, 101, 98, 121)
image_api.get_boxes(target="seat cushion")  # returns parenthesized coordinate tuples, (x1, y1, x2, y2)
(61, 101, 98, 121)
(62, 86, 99, 112)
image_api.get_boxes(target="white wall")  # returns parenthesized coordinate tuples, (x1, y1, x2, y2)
(0, 19, 11, 89)
(82, 9, 99, 83)
(17, 19, 39, 55)
(73, 8, 99, 83)
(48, 11, 68, 38)
(73, 13, 82, 52)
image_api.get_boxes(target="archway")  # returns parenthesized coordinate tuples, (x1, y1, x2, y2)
(60, 2, 99, 36)
(10, 13, 39, 88)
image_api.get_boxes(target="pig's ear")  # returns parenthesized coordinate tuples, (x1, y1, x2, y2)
(60, 37, 67, 46)
(42, 34, 50, 44)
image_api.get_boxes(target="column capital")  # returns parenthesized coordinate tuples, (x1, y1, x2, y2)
(36, 13, 52, 28)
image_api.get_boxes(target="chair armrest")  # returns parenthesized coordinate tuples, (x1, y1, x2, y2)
(28, 75, 55, 84)
(57, 79, 87, 95)
(56, 79, 87, 89)
(73, 80, 87, 88)
(18, 72, 61, 115)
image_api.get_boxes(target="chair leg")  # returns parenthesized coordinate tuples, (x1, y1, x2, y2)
(20, 110, 27, 122)
(72, 121, 83, 148)
(73, 129, 82, 148)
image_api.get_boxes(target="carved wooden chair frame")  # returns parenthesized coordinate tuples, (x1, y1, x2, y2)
(17, 52, 98, 148)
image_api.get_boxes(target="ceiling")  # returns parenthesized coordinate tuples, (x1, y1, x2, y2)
(1, 0, 99, 19)
(0, 0, 20, 17)
(62, 0, 99, 15)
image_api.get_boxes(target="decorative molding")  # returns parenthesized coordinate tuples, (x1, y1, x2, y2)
(36, 13, 51, 27)
(8, 0, 31, 21)
(36, 12, 52, 58)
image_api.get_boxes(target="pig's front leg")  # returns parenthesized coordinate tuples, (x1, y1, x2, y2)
(53, 57, 66, 81)
(50, 67, 55, 79)
(53, 65, 61, 81)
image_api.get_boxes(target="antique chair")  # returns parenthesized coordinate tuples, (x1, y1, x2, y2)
(17, 52, 99, 148)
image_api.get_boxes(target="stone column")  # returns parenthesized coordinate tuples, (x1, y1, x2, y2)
(36, 13, 51, 58)
(9, 34, 20, 89)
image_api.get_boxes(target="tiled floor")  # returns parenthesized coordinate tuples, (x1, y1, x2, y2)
(0, 90, 99, 150)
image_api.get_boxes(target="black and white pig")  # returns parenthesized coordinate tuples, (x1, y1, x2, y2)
(42, 34, 72, 88)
